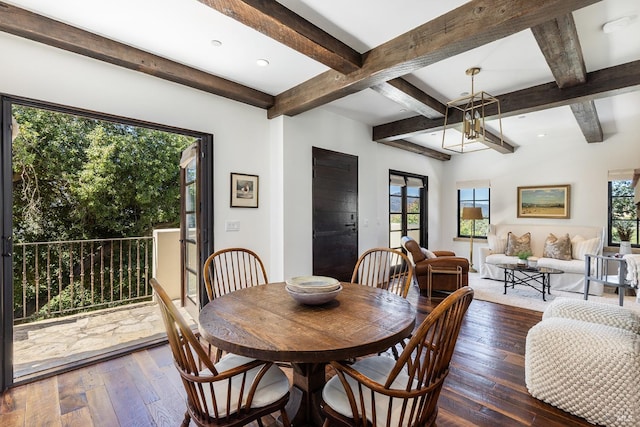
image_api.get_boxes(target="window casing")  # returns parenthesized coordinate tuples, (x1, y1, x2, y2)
(608, 180, 639, 247)
(389, 172, 427, 250)
(458, 188, 489, 238)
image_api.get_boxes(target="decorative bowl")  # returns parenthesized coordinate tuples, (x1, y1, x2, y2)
(285, 275, 340, 293)
(286, 284, 342, 305)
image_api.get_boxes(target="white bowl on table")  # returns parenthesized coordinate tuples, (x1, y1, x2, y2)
(285, 276, 340, 293)
(285, 275, 342, 305)
(285, 284, 342, 305)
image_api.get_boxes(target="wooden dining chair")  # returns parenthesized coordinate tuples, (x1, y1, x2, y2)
(203, 248, 269, 362)
(321, 286, 474, 427)
(350, 247, 413, 298)
(203, 247, 268, 301)
(150, 278, 291, 427)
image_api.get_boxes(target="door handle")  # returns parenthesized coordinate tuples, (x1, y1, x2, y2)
(344, 223, 356, 227)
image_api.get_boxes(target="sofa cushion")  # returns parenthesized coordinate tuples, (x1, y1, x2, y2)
(536, 257, 584, 274)
(543, 233, 572, 260)
(505, 232, 531, 256)
(571, 236, 600, 260)
(487, 233, 507, 254)
(485, 253, 520, 265)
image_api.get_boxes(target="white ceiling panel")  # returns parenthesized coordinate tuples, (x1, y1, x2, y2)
(2, 0, 639, 157)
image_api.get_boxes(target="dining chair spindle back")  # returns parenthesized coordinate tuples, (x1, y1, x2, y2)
(351, 248, 413, 298)
(321, 286, 474, 427)
(150, 278, 291, 427)
(203, 247, 268, 302)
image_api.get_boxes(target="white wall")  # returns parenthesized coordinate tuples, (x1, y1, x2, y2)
(0, 32, 276, 270)
(278, 109, 443, 280)
(1, 32, 447, 283)
(12, 31, 636, 283)
(442, 102, 640, 257)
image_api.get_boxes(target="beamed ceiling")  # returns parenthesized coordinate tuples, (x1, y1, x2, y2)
(1, 0, 639, 161)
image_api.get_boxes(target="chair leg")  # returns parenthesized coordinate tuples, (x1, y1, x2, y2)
(280, 409, 291, 427)
(181, 411, 191, 427)
(257, 417, 264, 427)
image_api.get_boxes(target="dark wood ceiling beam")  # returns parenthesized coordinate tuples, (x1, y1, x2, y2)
(570, 101, 604, 142)
(373, 60, 640, 142)
(481, 129, 515, 154)
(267, 0, 601, 118)
(370, 78, 445, 119)
(531, 14, 603, 142)
(379, 139, 451, 161)
(197, 0, 362, 74)
(0, 2, 274, 108)
(531, 14, 586, 88)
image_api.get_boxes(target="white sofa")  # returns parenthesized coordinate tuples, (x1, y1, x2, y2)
(478, 224, 605, 295)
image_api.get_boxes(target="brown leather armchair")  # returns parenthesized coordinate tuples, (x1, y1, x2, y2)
(401, 236, 469, 297)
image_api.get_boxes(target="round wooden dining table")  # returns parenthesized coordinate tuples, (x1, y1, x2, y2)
(198, 281, 416, 427)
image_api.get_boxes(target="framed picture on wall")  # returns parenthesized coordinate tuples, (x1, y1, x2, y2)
(517, 184, 570, 219)
(230, 173, 259, 208)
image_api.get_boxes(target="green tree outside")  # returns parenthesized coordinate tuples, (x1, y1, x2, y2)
(11, 105, 195, 320)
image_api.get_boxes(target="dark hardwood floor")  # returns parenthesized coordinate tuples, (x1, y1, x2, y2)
(0, 290, 595, 426)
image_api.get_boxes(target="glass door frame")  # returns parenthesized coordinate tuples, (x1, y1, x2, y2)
(179, 137, 213, 319)
(389, 170, 428, 250)
(1, 98, 14, 390)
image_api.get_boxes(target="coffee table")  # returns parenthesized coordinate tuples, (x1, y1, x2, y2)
(496, 264, 564, 301)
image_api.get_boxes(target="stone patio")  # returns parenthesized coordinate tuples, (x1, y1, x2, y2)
(13, 300, 194, 379)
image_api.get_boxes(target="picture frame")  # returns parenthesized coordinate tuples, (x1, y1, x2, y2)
(517, 184, 570, 219)
(230, 173, 259, 208)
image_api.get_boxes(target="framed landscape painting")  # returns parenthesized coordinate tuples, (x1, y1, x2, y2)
(230, 173, 259, 208)
(517, 184, 570, 219)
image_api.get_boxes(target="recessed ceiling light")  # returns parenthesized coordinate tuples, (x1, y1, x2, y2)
(602, 16, 635, 33)
(459, 91, 469, 97)
(211, 40, 222, 47)
(518, 115, 526, 119)
(256, 59, 270, 67)
(537, 133, 546, 138)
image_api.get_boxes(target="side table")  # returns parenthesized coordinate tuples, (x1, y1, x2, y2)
(427, 264, 463, 299)
(584, 254, 634, 306)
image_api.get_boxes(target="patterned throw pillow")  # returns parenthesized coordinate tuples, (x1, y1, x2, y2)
(505, 232, 531, 256)
(543, 233, 572, 260)
(487, 233, 507, 254)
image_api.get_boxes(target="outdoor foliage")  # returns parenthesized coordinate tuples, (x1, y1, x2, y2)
(11, 105, 194, 320)
(611, 180, 638, 244)
(12, 105, 194, 242)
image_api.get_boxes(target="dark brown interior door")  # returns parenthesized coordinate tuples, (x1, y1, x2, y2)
(312, 147, 358, 282)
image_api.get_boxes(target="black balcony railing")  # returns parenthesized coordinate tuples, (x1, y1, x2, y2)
(13, 236, 153, 324)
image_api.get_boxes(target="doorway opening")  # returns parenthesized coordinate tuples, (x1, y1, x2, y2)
(1, 96, 210, 387)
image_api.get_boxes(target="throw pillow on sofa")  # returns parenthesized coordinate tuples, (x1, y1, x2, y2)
(505, 232, 531, 256)
(543, 233, 572, 260)
(420, 247, 437, 259)
(571, 235, 601, 260)
(487, 233, 507, 254)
